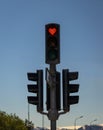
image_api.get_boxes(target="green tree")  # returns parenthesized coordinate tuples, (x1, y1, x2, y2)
(0, 111, 27, 130)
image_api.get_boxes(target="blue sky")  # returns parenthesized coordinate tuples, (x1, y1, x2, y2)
(0, 0, 103, 128)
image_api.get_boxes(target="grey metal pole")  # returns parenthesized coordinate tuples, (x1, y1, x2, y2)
(51, 120, 56, 130)
(28, 103, 30, 122)
(90, 119, 97, 126)
(50, 64, 57, 130)
(74, 116, 83, 130)
(42, 115, 44, 129)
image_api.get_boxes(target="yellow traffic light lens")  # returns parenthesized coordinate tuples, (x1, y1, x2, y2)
(48, 37, 57, 48)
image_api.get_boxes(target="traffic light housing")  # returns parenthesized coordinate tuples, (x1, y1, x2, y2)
(46, 72, 61, 110)
(62, 69, 79, 112)
(45, 23, 60, 64)
(27, 70, 43, 112)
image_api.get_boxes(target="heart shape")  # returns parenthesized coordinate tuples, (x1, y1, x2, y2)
(48, 28, 57, 35)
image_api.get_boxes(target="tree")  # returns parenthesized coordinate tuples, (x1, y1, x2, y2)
(0, 110, 27, 130)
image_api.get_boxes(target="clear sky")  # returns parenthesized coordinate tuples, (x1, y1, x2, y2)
(0, 0, 103, 128)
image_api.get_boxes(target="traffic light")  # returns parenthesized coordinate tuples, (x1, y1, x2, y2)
(27, 70, 43, 112)
(62, 69, 79, 112)
(45, 23, 60, 64)
(46, 72, 61, 110)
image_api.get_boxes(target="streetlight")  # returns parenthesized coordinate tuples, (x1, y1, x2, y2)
(90, 119, 97, 125)
(74, 116, 83, 130)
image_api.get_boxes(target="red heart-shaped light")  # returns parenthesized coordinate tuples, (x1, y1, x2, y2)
(48, 28, 57, 35)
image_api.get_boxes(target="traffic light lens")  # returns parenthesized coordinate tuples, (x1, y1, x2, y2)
(47, 37, 58, 60)
(48, 49, 57, 60)
(48, 37, 57, 48)
(48, 27, 57, 36)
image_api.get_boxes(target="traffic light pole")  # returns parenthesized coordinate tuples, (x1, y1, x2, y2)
(49, 64, 57, 130)
(51, 120, 56, 130)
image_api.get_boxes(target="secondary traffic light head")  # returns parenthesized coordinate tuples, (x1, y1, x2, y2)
(62, 69, 79, 112)
(27, 70, 43, 112)
(45, 23, 60, 64)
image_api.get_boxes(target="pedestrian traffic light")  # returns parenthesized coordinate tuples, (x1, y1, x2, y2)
(46, 72, 61, 110)
(45, 23, 60, 64)
(27, 70, 43, 112)
(62, 69, 79, 112)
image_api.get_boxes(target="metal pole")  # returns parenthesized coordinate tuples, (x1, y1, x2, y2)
(28, 103, 30, 122)
(27, 103, 30, 130)
(74, 119, 76, 130)
(74, 116, 83, 130)
(50, 64, 57, 130)
(90, 119, 97, 126)
(42, 115, 44, 129)
(51, 120, 56, 130)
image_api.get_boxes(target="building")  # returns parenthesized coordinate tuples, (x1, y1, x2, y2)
(78, 125, 103, 130)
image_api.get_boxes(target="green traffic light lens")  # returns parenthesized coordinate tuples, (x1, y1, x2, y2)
(48, 49, 57, 60)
